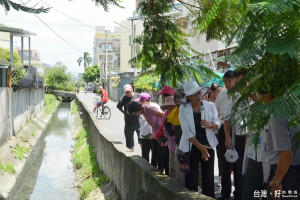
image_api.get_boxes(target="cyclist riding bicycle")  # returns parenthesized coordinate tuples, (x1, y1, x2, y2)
(93, 86, 108, 116)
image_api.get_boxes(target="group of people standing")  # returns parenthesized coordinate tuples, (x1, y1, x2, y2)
(116, 69, 300, 200)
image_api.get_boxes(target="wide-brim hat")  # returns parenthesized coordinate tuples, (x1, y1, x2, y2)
(161, 96, 176, 108)
(184, 81, 204, 96)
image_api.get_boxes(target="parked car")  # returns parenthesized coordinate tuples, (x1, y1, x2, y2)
(87, 82, 96, 92)
(87, 86, 93, 91)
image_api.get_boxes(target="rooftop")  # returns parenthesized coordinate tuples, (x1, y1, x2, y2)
(0, 23, 36, 37)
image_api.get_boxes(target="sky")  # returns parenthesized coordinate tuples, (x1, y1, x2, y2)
(0, 0, 136, 76)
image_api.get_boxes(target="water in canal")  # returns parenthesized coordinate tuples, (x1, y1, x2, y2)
(9, 102, 78, 200)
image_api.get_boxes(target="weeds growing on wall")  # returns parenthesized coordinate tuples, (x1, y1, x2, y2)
(29, 119, 40, 129)
(71, 101, 79, 115)
(11, 144, 30, 160)
(0, 160, 16, 174)
(44, 94, 59, 115)
(72, 112, 109, 199)
(31, 131, 36, 137)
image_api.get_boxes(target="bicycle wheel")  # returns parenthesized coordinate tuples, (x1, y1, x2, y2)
(102, 106, 111, 119)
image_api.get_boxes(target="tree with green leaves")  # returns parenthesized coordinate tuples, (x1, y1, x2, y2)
(134, 73, 160, 91)
(45, 66, 74, 91)
(92, 0, 123, 11)
(77, 52, 92, 69)
(133, 0, 300, 141)
(134, 0, 218, 87)
(82, 65, 100, 83)
(1, 0, 121, 13)
(0, 46, 27, 85)
(184, 0, 300, 142)
(0, 0, 49, 13)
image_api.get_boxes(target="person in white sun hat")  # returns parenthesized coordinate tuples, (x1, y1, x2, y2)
(179, 80, 220, 198)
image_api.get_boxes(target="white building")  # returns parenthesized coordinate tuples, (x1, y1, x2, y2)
(93, 26, 121, 80)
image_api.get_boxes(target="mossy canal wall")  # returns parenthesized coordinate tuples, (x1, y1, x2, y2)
(75, 96, 213, 200)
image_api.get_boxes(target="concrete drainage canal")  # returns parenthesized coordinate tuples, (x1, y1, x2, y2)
(8, 102, 77, 200)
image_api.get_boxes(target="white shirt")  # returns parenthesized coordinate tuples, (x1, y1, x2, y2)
(215, 89, 231, 124)
(225, 93, 249, 136)
(139, 115, 152, 138)
(246, 134, 263, 162)
(178, 100, 220, 153)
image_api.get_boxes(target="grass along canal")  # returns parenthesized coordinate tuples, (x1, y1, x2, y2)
(1, 96, 114, 200)
(71, 100, 116, 200)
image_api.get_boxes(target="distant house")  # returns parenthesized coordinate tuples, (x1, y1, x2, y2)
(17, 49, 44, 74)
(0, 23, 36, 87)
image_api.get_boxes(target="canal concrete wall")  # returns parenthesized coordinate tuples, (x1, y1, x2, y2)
(0, 87, 44, 146)
(0, 88, 13, 147)
(12, 87, 45, 134)
(76, 97, 213, 200)
(0, 104, 58, 199)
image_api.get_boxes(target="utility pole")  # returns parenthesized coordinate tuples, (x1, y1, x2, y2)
(133, 24, 137, 82)
(108, 60, 112, 98)
(105, 29, 108, 89)
(97, 45, 101, 85)
(130, 21, 137, 85)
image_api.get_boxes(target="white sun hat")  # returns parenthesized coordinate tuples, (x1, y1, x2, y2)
(184, 81, 206, 96)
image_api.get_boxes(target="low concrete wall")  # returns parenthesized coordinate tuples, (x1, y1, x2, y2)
(12, 87, 45, 133)
(0, 87, 44, 146)
(76, 97, 212, 200)
(0, 88, 13, 146)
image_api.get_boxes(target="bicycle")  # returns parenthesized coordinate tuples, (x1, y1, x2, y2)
(94, 98, 111, 119)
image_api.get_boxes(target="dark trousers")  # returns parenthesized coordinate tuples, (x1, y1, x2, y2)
(216, 133, 223, 177)
(242, 158, 263, 200)
(162, 146, 169, 175)
(218, 125, 246, 199)
(124, 123, 140, 149)
(267, 165, 300, 200)
(141, 138, 152, 162)
(151, 139, 164, 172)
(185, 145, 215, 198)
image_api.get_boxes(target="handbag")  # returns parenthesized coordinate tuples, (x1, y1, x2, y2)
(224, 129, 239, 163)
(177, 142, 191, 173)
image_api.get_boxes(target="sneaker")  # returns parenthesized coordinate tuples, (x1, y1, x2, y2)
(217, 176, 222, 187)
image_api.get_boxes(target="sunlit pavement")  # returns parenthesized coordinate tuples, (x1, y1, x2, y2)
(76, 91, 141, 156)
(76, 90, 233, 197)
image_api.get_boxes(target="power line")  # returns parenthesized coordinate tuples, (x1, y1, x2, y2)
(43, 48, 94, 59)
(39, 0, 108, 33)
(19, 0, 82, 54)
(0, 18, 97, 26)
(1, 17, 122, 34)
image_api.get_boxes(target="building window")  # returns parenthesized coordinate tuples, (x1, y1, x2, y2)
(100, 43, 113, 50)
